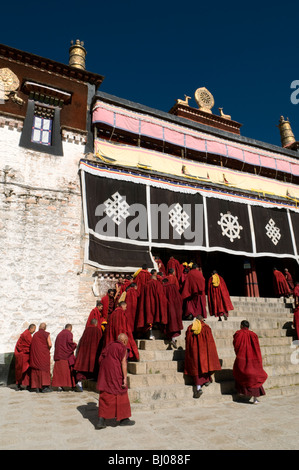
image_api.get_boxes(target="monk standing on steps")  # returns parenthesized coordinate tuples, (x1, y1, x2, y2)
(233, 320, 268, 404)
(96, 333, 135, 429)
(207, 270, 234, 321)
(29, 323, 52, 393)
(181, 264, 207, 319)
(273, 268, 290, 298)
(14, 324, 36, 390)
(184, 315, 221, 398)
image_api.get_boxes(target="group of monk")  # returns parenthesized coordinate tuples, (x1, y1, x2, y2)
(14, 256, 298, 428)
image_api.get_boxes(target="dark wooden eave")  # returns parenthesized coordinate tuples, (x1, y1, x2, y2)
(0, 43, 104, 88)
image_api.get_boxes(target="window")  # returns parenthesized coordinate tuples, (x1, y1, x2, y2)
(31, 115, 52, 146)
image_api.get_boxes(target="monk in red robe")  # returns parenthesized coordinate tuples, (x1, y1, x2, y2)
(154, 256, 166, 275)
(85, 301, 107, 331)
(233, 320, 268, 404)
(273, 268, 291, 297)
(284, 268, 294, 292)
(96, 333, 135, 429)
(103, 302, 139, 361)
(166, 256, 183, 280)
(162, 279, 183, 347)
(134, 264, 151, 295)
(208, 271, 234, 321)
(136, 269, 168, 339)
(29, 323, 52, 393)
(14, 324, 36, 389)
(166, 268, 180, 290)
(181, 265, 207, 319)
(293, 282, 299, 307)
(51, 324, 77, 390)
(101, 289, 116, 320)
(184, 315, 221, 398)
(293, 305, 299, 340)
(121, 283, 138, 333)
(74, 319, 103, 391)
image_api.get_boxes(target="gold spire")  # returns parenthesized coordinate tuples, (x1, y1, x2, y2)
(69, 40, 87, 70)
(278, 116, 296, 148)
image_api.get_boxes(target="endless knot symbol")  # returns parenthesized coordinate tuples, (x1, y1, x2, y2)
(265, 218, 281, 245)
(168, 203, 190, 236)
(104, 192, 130, 225)
(217, 211, 243, 243)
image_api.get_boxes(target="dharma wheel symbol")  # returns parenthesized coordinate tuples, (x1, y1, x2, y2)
(217, 211, 243, 243)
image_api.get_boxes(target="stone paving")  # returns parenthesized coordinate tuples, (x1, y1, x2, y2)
(0, 385, 298, 451)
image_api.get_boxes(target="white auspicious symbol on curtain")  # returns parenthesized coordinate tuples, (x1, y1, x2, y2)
(169, 203, 190, 235)
(104, 192, 130, 225)
(265, 218, 281, 245)
(218, 211, 243, 243)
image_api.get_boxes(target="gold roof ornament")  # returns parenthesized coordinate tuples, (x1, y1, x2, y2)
(278, 116, 296, 148)
(176, 95, 191, 106)
(69, 39, 87, 70)
(194, 87, 214, 114)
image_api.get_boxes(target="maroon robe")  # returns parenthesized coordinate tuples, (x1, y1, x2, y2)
(273, 269, 291, 296)
(207, 275, 234, 318)
(52, 329, 77, 388)
(166, 274, 180, 290)
(14, 329, 33, 386)
(29, 329, 51, 388)
(103, 307, 139, 361)
(285, 271, 294, 292)
(136, 278, 168, 329)
(293, 306, 299, 340)
(184, 321, 221, 380)
(134, 269, 151, 295)
(181, 269, 207, 318)
(125, 287, 138, 333)
(74, 325, 103, 379)
(101, 294, 115, 320)
(233, 327, 268, 397)
(97, 340, 131, 421)
(166, 257, 183, 280)
(162, 282, 183, 339)
(85, 307, 107, 330)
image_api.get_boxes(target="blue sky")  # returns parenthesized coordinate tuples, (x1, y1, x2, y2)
(2, 0, 299, 148)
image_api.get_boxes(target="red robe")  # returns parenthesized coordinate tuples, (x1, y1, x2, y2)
(136, 278, 168, 329)
(208, 275, 234, 318)
(293, 306, 299, 340)
(103, 307, 139, 361)
(184, 321, 221, 377)
(74, 325, 103, 378)
(134, 269, 151, 295)
(97, 340, 131, 421)
(29, 329, 51, 388)
(166, 274, 180, 290)
(52, 329, 77, 388)
(273, 270, 290, 296)
(124, 287, 138, 333)
(163, 282, 183, 339)
(156, 257, 166, 275)
(166, 258, 183, 279)
(181, 269, 207, 318)
(14, 329, 33, 386)
(233, 327, 268, 396)
(85, 307, 107, 330)
(101, 294, 115, 320)
(285, 271, 294, 291)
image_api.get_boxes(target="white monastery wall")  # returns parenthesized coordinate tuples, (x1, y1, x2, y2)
(0, 118, 112, 357)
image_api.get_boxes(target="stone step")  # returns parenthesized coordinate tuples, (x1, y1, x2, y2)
(128, 379, 236, 404)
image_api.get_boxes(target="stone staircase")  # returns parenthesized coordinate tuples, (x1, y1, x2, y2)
(127, 296, 299, 411)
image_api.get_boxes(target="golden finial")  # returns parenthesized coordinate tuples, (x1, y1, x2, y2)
(69, 39, 87, 70)
(278, 116, 296, 148)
